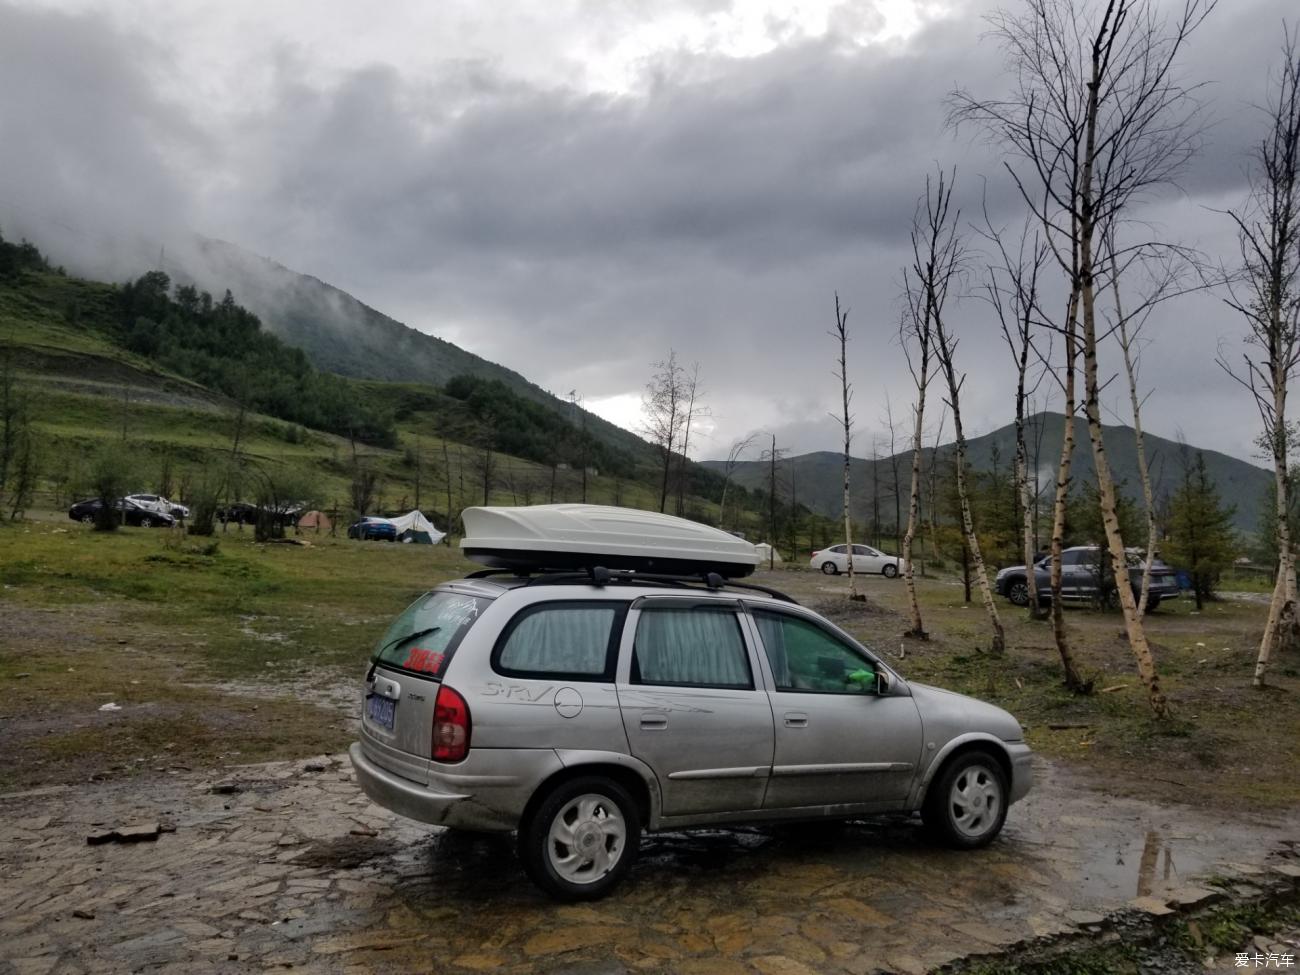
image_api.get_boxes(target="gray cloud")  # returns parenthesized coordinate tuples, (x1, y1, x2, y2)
(0, 0, 1294, 467)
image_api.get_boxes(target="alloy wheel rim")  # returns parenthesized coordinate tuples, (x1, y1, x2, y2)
(1010, 582, 1029, 604)
(949, 764, 1002, 838)
(547, 794, 626, 884)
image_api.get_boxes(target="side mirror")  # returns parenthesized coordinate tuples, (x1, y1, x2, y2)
(876, 671, 891, 695)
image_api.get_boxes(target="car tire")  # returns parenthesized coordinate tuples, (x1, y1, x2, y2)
(882, 563, 899, 579)
(519, 776, 640, 902)
(1144, 595, 1161, 614)
(1103, 586, 1121, 611)
(922, 750, 1009, 850)
(1007, 579, 1030, 607)
(80, 514, 94, 525)
(821, 562, 839, 576)
(140, 516, 153, 528)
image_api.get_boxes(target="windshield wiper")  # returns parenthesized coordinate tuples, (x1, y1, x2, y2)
(367, 626, 441, 682)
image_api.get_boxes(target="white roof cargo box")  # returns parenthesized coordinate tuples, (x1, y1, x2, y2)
(460, 504, 761, 578)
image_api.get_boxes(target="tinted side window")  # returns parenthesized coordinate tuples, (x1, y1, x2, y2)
(752, 610, 876, 694)
(632, 606, 752, 689)
(494, 602, 626, 680)
(851, 545, 871, 555)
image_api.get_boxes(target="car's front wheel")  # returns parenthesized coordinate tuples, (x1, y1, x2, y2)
(882, 563, 899, 579)
(519, 776, 640, 901)
(140, 516, 153, 528)
(80, 514, 94, 525)
(821, 561, 839, 575)
(1006, 579, 1030, 606)
(922, 751, 1008, 850)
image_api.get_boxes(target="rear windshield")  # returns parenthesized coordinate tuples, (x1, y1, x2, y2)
(371, 590, 489, 678)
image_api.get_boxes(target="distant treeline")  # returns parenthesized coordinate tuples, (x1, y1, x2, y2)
(115, 270, 397, 446)
(443, 375, 637, 477)
(0, 228, 55, 281)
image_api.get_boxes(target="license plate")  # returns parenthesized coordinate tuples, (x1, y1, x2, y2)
(366, 694, 396, 731)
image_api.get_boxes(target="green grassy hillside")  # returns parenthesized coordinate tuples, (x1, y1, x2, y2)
(1, 238, 826, 542)
(186, 237, 662, 467)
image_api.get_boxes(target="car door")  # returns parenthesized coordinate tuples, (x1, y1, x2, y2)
(748, 606, 923, 811)
(850, 544, 875, 573)
(824, 544, 848, 572)
(1059, 549, 1087, 599)
(616, 598, 775, 818)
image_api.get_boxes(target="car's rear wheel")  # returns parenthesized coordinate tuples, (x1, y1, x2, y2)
(821, 561, 839, 575)
(882, 563, 899, 579)
(1007, 579, 1030, 606)
(922, 751, 1008, 850)
(140, 516, 153, 528)
(1145, 595, 1161, 613)
(519, 776, 640, 901)
(80, 514, 94, 525)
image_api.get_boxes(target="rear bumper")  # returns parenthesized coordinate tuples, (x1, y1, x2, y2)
(1007, 742, 1033, 804)
(349, 742, 564, 831)
(350, 742, 476, 827)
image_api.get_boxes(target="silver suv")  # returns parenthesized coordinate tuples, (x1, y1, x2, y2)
(350, 570, 1032, 900)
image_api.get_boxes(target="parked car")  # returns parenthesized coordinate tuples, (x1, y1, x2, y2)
(125, 494, 189, 519)
(217, 502, 259, 526)
(348, 517, 397, 541)
(994, 546, 1180, 611)
(67, 498, 175, 528)
(218, 502, 300, 528)
(809, 543, 901, 578)
(352, 506, 1031, 901)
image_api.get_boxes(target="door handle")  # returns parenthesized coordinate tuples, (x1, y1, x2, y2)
(783, 712, 808, 728)
(640, 713, 668, 730)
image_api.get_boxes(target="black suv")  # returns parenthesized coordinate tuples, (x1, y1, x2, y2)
(994, 546, 1180, 611)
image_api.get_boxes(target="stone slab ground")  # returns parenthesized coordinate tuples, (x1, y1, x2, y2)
(0, 755, 1296, 975)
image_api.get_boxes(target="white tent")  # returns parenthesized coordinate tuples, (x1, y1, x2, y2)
(754, 542, 784, 564)
(389, 510, 446, 545)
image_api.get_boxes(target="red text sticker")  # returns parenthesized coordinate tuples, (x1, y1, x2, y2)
(403, 648, 446, 675)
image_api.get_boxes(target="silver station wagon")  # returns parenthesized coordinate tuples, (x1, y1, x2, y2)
(350, 505, 1032, 900)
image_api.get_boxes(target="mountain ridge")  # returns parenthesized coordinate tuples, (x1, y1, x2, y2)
(701, 412, 1269, 534)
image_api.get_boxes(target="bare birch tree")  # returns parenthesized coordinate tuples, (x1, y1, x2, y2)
(718, 434, 756, 529)
(830, 293, 861, 600)
(642, 351, 687, 513)
(980, 208, 1051, 621)
(1102, 231, 1197, 613)
(952, 0, 1217, 715)
(919, 167, 1006, 654)
(883, 394, 903, 554)
(674, 364, 708, 516)
(1218, 29, 1300, 687)
(901, 216, 938, 638)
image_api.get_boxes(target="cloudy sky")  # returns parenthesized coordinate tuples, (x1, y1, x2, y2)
(0, 0, 1292, 465)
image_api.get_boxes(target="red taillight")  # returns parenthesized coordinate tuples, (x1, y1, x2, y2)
(432, 684, 471, 763)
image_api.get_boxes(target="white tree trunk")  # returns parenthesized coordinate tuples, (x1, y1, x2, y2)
(903, 394, 927, 637)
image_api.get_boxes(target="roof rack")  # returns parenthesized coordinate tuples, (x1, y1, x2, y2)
(512, 565, 799, 604)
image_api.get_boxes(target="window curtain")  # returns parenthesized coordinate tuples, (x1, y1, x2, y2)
(635, 608, 750, 687)
(499, 606, 615, 674)
(752, 612, 790, 686)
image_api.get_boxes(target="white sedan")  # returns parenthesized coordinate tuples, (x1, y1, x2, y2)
(125, 494, 190, 519)
(810, 543, 901, 578)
